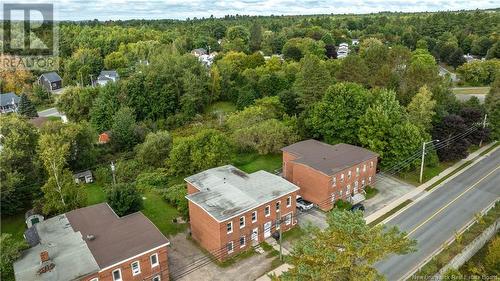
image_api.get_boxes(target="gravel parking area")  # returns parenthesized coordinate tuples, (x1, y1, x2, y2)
(168, 231, 276, 281)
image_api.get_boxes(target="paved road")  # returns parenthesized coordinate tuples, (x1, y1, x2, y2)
(455, 93, 486, 103)
(38, 107, 61, 117)
(375, 148, 500, 280)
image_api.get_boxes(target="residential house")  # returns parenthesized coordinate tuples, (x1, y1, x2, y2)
(38, 72, 63, 92)
(282, 140, 378, 211)
(98, 131, 111, 144)
(191, 48, 207, 57)
(74, 170, 93, 184)
(24, 209, 44, 247)
(337, 43, 349, 59)
(351, 39, 360, 46)
(185, 165, 299, 261)
(96, 70, 120, 86)
(14, 203, 170, 281)
(0, 92, 20, 113)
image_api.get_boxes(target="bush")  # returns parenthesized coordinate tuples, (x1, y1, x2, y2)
(163, 184, 188, 218)
(334, 200, 352, 210)
(136, 170, 169, 191)
(364, 186, 379, 199)
(106, 183, 143, 216)
(94, 165, 112, 185)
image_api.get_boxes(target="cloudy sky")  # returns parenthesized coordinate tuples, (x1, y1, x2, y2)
(3, 0, 499, 21)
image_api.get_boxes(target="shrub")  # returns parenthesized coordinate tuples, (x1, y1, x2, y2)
(136, 170, 169, 191)
(106, 183, 143, 216)
(163, 184, 188, 218)
(334, 200, 352, 210)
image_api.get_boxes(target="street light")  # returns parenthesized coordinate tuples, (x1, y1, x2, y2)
(420, 139, 439, 183)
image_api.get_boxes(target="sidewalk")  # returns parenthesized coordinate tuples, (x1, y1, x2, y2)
(255, 142, 498, 280)
(365, 141, 498, 225)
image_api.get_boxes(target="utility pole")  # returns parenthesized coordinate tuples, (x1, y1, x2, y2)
(479, 114, 487, 147)
(278, 215, 283, 261)
(110, 161, 116, 185)
(420, 139, 439, 183)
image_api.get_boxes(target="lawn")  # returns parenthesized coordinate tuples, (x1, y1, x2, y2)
(141, 191, 187, 236)
(233, 152, 282, 174)
(1, 213, 26, 242)
(452, 87, 490, 95)
(397, 161, 455, 186)
(85, 183, 107, 205)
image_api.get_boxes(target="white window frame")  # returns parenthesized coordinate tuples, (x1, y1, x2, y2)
(150, 253, 159, 268)
(332, 176, 336, 187)
(363, 164, 367, 172)
(227, 241, 234, 254)
(252, 211, 257, 223)
(369, 176, 372, 184)
(356, 167, 360, 176)
(240, 236, 246, 248)
(90, 278, 99, 281)
(362, 179, 366, 187)
(331, 192, 336, 203)
(265, 205, 270, 217)
(348, 170, 352, 179)
(370, 161, 373, 168)
(339, 189, 343, 198)
(276, 201, 281, 212)
(286, 196, 291, 207)
(285, 213, 292, 225)
(152, 276, 161, 281)
(239, 216, 245, 229)
(112, 269, 122, 281)
(131, 261, 141, 276)
(227, 221, 233, 234)
(346, 185, 351, 195)
(340, 173, 344, 182)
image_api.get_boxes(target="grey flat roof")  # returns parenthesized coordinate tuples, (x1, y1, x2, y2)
(0, 92, 20, 106)
(282, 139, 379, 175)
(73, 170, 92, 178)
(41, 72, 62, 82)
(14, 215, 99, 281)
(185, 165, 299, 222)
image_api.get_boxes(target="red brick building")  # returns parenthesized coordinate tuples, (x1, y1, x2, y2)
(185, 165, 299, 261)
(14, 203, 170, 281)
(282, 140, 378, 211)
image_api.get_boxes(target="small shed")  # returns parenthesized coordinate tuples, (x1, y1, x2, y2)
(25, 209, 44, 229)
(73, 170, 93, 184)
(98, 131, 111, 144)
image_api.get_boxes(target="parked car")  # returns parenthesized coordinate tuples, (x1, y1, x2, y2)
(296, 196, 314, 211)
(350, 203, 365, 212)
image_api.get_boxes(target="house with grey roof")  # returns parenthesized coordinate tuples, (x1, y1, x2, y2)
(14, 203, 171, 281)
(282, 139, 379, 210)
(0, 92, 20, 114)
(185, 165, 299, 260)
(38, 72, 62, 92)
(96, 70, 119, 86)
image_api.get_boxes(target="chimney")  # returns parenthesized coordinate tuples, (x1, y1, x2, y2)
(40, 250, 49, 263)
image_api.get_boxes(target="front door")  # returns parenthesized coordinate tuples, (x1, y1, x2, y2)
(251, 227, 259, 246)
(264, 221, 272, 238)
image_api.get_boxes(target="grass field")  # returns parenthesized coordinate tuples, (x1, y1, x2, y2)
(141, 191, 187, 236)
(1, 213, 26, 242)
(86, 183, 107, 205)
(397, 161, 455, 186)
(205, 101, 237, 114)
(452, 87, 490, 95)
(233, 152, 282, 173)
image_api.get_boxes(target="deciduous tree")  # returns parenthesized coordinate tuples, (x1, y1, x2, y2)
(107, 183, 143, 216)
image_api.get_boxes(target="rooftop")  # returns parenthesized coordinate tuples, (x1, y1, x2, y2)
(66, 203, 170, 269)
(0, 92, 20, 107)
(41, 72, 62, 82)
(282, 139, 378, 175)
(185, 165, 299, 222)
(14, 214, 99, 281)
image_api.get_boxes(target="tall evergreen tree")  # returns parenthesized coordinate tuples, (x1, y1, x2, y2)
(294, 55, 332, 108)
(17, 93, 38, 118)
(249, 22, 262, 52)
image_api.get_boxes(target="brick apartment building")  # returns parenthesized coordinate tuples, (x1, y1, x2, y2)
(185, 165, 299, 261)
(282, 139, 378, 211)
(14, 203, 170, 281)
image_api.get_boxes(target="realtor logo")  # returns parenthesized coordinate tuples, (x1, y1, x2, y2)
(2, 3, 58, 70)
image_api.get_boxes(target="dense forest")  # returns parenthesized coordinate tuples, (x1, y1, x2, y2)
(1, 11, 500, 278)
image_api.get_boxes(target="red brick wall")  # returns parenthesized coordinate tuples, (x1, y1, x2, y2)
(186, 182, 199, 195)
(282, 151, 298, 181)
(82, 246, 169, 281)
(290, 163, 331, 210)
(188, 191, 298, 261)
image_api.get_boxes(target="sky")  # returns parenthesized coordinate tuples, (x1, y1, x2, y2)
(2, 0, 499, 21)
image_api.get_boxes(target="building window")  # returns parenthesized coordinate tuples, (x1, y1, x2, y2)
(346, 185, 351, 195)
(131, 261, 141, 276)
(227, 221, 233, 234)
(332, 177, 336, 187)
(112, 269, 122, 281)
(348, 171, 352, 179)
(240, 216, 245, 229)
(363, 164, 367, 172)
(240, 236, 246, 248)
(227, 241, 234, 254)
(370, 161, 373, 168)
(356, 167, 360, 176)
(152, 276, 161, 281)
(362, 179, 366, 187)
(150, 253, 159, 268)
(340, 173, 344, 182)
(285, 213, 292, 225)
(90, 278, 99, 281)
(286, 196, 291, 207)
(252, 211, 257, 223)
(265, 205, 270, 217)
(276, 201, 281, 212)
(331, 192, 336, 203)
(339, 189, 343, 198)
(368, 176, 372, 184)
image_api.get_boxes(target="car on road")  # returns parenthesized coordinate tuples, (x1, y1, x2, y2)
(296, 196, 314, 211)
(350, 203, 365, 212)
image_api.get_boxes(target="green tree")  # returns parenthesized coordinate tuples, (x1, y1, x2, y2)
(306, 82, 371, 144)
(484, 236, 500, 275)
(486, 42, 500, 60)
(0, 115, 42, 215)
(111, 106, 138, 150)
(63, 48, 103, 86)
(0, 234, 28, 281)
(104, 51, 129, 70)
(407, 86, 437, 131)
(90, 82, 121, 132)
(56, 86, 98, 122)
(249, 22, 262, 52)
(107, 183, 143, 216)
(485, 75, 500, 140)
(163, 183, 188, 218)
(294, 54, 332, 108)
(336, 55, 369, 86)
(17, 93, 38, 118)
(282, 210, 416, 281)
(135, 130, 172, 168)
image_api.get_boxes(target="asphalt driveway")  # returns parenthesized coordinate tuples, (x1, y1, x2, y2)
(364, 174, 415, 216)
